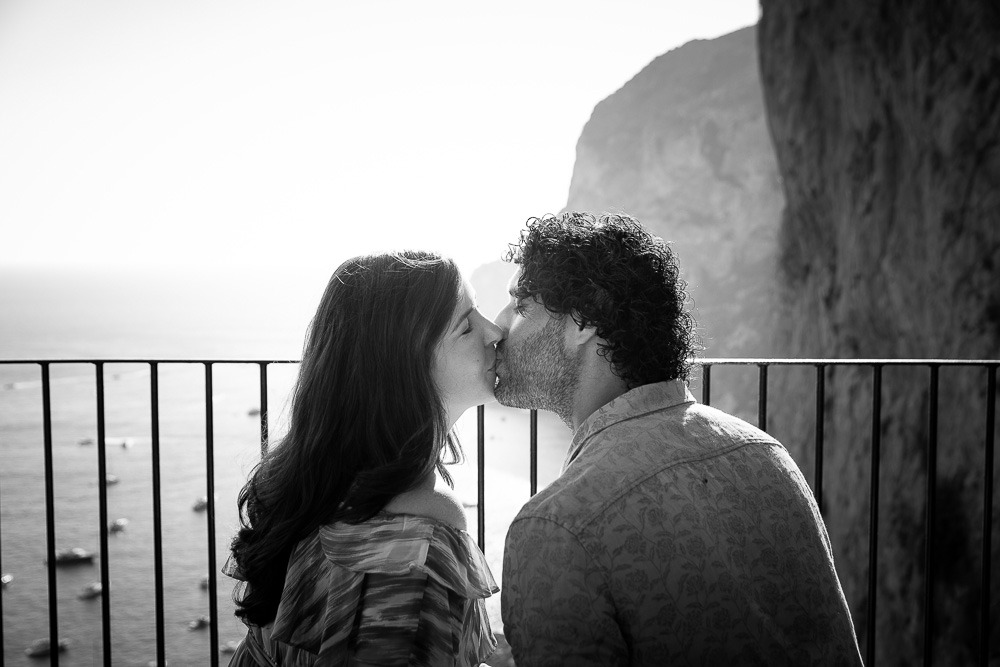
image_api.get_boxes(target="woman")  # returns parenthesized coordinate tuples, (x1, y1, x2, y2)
(225, 251, 503, 666)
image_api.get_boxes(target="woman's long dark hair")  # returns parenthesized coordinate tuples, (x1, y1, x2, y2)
(229, 251, 463, 627)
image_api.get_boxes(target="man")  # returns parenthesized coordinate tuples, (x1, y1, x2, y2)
(493, 212, 863, 666)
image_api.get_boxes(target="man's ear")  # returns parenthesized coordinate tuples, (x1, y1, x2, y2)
(564, 312, 597, 348)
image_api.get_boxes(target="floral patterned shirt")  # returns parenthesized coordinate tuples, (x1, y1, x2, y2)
(501, 380, 863, 667)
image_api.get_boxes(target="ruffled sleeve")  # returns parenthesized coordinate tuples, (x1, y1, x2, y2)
(268, 514, 497, 667)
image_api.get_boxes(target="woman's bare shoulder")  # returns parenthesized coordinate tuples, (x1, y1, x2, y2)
(383, 485, 468, 531)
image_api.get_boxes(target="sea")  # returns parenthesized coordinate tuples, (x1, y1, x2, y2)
(0, 268, 572, 666)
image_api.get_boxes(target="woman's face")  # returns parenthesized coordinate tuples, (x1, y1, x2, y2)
(432, 279, 504, 427)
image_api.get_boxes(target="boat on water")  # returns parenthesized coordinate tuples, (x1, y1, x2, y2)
(105, 474, 120, 485)
(192, 495, 215, 512)
(78, 582, 102, 599)
(200, 574, 210, 589)
(78, 437, 134, 448)
(50, 547, 95, 565)
(110, 518, 129, 533)
(1, 572, 12, 587)
(247, 407, 261, 416)
(220, 640, 241, 654)
(25, 638, 68, 658)
(188, 615, 210, 630)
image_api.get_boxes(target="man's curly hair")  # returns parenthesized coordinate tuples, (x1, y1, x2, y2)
(505, 212, 700, 387)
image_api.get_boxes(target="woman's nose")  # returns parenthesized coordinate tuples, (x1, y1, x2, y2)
(484, 319, 504, 346)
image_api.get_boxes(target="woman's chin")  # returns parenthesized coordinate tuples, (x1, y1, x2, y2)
(449, 391, 498, 424)
(470, 387, 498, 408)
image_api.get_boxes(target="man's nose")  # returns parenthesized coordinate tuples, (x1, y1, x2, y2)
(493, 304, 511, 331)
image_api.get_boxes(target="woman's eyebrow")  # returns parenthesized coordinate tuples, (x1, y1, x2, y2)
(452, 306, 475, 330)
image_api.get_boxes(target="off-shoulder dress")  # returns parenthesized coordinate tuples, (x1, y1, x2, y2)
(225, 513, 497, 666)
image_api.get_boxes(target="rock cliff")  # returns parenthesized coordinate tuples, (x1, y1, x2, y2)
(566, 26, 782, 373)
(759, 2, 999, 664)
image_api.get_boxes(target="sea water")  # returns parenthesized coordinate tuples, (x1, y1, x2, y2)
(0, 269, 571, 666)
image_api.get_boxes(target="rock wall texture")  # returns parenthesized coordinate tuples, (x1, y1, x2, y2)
(758, 1, 1000, 664)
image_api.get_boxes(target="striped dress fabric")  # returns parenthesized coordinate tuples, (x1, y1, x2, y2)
(226, 513, 498, 666)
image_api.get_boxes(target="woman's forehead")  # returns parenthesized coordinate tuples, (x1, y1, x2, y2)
(458, 278, 475, 302)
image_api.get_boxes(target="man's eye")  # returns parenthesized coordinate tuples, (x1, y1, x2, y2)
(513, 301, 527, 315)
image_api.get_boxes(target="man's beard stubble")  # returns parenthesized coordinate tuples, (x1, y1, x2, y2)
(494, 317, 579, 428)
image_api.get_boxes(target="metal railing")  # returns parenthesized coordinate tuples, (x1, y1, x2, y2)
(0, 358, 996, 666)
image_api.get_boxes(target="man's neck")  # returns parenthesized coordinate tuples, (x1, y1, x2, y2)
(569, 370, 630, 431)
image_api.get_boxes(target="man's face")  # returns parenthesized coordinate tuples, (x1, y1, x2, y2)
(493, 268, 580, 424)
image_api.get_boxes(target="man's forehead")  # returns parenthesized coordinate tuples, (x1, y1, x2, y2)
(505, 267, 550, 313)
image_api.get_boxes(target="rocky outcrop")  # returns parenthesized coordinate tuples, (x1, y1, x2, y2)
(758, 1, 1000, 664)
(564, 25, 783, 417)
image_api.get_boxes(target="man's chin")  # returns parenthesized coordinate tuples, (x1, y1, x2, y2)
(494, 382, 533, 410)
(495, 395, 519, 408)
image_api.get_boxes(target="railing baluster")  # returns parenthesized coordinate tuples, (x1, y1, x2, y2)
(95, 363, 112, 667)
(477, 404, 486, 552)
(758, 363, 769, 432)
(702, 363, 711, 406)
(0, 371, 3, 667)
(981, 364, 996, 667)
(204, 363, 219, 667)
(814, 364, 826, 515)
(530, 410, 538, 496)
(259, 362, 269, 456)
(924, 364, 939, 665)
(150, 363, 166, 667)
(41, 362, 60, 667)
(867, 364, 883, 666)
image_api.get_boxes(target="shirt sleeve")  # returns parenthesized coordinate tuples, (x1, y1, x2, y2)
(501, 516, 628, 667)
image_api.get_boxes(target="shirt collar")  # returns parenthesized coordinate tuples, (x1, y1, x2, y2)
(563, 379, 695, 470)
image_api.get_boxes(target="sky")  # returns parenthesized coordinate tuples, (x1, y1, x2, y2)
(0, 0, 759, 279)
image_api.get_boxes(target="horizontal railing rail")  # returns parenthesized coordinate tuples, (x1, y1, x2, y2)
(0, 358, 996, 667)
